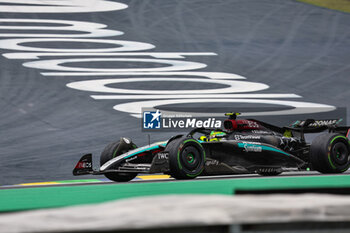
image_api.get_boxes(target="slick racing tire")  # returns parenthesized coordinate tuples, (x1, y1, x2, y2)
(166, 137, 205, 179)
(100, 140, 138, 182)
(310, 133, 350, 173)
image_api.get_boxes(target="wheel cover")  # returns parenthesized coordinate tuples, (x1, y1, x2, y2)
(331, 142, 349, 166)
(180, 145, 201, 171)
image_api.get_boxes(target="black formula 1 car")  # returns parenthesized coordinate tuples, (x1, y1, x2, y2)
(73, 113, 350, 182)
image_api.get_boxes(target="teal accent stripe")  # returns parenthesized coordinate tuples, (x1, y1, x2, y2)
(125, 142, 167, 159)
(238, 143, 290, 156)
(125, 145, 158, 158)
(262, 145, 291, 156)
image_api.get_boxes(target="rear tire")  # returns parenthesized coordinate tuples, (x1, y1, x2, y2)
(100, 140, 138, 182)
(310, 133, 350, 173)
(166, 137, 205, 179)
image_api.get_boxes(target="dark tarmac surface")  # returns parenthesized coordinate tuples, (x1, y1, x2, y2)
(0, 0, 349, 185)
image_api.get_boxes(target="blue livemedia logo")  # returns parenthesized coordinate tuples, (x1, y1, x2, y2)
(143, 110, 162, 129)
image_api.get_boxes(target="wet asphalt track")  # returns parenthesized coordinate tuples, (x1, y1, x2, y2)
(0, 0, 350, 185)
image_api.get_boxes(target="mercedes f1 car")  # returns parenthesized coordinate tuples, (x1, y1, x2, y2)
(73, 113, 350, 182)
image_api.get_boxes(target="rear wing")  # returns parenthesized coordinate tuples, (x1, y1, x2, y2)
(291, 119, 343, 128)
(286, 119, 347, 134)
(285, 119, 350, 141)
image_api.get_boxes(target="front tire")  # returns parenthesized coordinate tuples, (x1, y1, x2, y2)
(310, 133, 350, 173)
(166, 137, 205, 179)
(100, 140, 138, 182)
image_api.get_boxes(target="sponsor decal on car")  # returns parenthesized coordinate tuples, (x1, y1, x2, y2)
(157, 152, 169, 160)
(234, 135, 261, 140)
(125, 156, 138, 163)
(240, 141, 262, 145)
(237, 142, 291, 156)
(205, 159, 220, 166)
(75, 161, 92, 169)
(293, 119, 342, 127)
(240, 143, 263, 153)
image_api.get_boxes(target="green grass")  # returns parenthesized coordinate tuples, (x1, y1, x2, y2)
(2, 175, 350, 212)
(297, 0, 350, 13)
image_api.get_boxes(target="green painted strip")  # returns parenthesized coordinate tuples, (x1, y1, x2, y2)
(2, 175, 350, 212)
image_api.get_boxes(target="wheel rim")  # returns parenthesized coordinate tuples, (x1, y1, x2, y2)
(187, 153, 195, 164)
(180, 145, 201, 172)
(331, 142, 349, 166)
